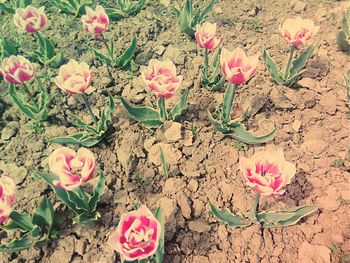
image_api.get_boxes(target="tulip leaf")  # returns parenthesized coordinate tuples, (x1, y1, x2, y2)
(74, 211, 100, 225)
(88, 173, 105, 211)
(9, 84, 39, 121)
(228, 124, 278, 144)
(337, 31, 350, 52)
(168, 89, 189, 121)
(177, 0, 195, 37)
(15, 0, 32, 8)
(8, 211, 35, 232)
(67, 190, 89, 211)
(192, 0, 217, 27)
(70, 114, 98, 133)
(287, 43, 316, 80)
(159, 147, 169, 178)
(49, 131, 105, 147)
(35, 32, 55, 60)
(116, 37, 137, 68)
(0, 38, 17, 59)
(0, 232, 36, 252)
(207, 111, 231, 133)
(119, 96, 163, 127)
(256, 205, 318, 228)
(32, 197, 54, 232)
(92, 48, 113, 65)
(49, 0, 92, 16)
(210, 204, 252, 228)
(98, 92, 115, 132)
(262, 49, 283, 85)
(105, 8, 128, 20)
(47, 52, 64, 68)
(128, 0, 146, 15)
(0, 3, 15, 13)
(222, 83, 236, 123)
(154, 207, 165, 263)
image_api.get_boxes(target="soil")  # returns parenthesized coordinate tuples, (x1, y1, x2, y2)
(0, 0, 349, 262)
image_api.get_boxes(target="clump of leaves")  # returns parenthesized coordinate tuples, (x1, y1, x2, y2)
(48, 0, 93, 16)
(106, 0, 146, 20)
(337, 7, 350, 52)
(0, 0, 31, 13)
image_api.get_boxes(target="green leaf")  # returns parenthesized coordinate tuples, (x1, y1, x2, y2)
(208, 75, 225, 91)
(0, 3, 15, 13)
(47, 52, 64, 68)
(287, 43, 316, 80)
(92, 48, 112, 65)
(98, 92, 115, 132)
(228, 124, 278, 144)
(105, 8, 128, 20)
(257, 205, 318, 228)
(337, 31, 350, 52)
(67, 190, 89, 211)
(210, 204, 252, 228)
(9, 211, 35, 232)
(0, 38, 17, 59)
(262, 49, 283, 85)
(222, 83, 236, 123)
(178, 0, 195, 37)
(159, 147, 169, 178)
(74, 211, 100, 224)
(15, 0, 32, 8)
(207, 110, 231, 133)
(153, 207, 165, 263)
(192, 0, 216, 27)
(32, 197, 54, 232)
(35, 32, 55, 61)
(9, 84, 38, 120)
(70, 114, 98, 133)
(119, 96, 163, 127)
(49, 131, 105, 147)
(128, 0, 146, 15)
(168, 89, 189, 121)
(116, 37, 137, 68)
(0, 232, 36, 252)
(88, 173, 106, 211)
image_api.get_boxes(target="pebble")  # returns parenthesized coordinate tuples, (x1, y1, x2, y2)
(298, 241, 331, 263)
(292, 120, 302, 132)
(176, 191, 192, 219)
(188, 220, 211, 233)
(1, 121, 19, 140)
(164, 45, 185, 65)
(164, 122, 182, 142)
(291, 1, 307, 13)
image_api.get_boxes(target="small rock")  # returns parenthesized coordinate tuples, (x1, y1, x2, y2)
(188, 179, 198, 192)
(180, 161, 200, 177)
(160, 0, 171, 7)
(164, 122, 182, 142)
(188, 220, 211, 233)
(298, 241, 331, 263)
(148, 143, 182, 166)
(164, 45, 185, 65)
(214, 6, 223, 14)
(153, 45, 165, 55)
(319, 93, 337, 115)
(292, 120, 302, 132)
(163, 178, 186, 194)
(235, 22, 243, 31)
(158, 197, 177, 221)
(1, 121, 19, 140)
(176, 191, 192, 219)
(298, 77, 316, 89)
(144, 138, 156, 152)
(302, 139, 328, 157)
(291, 1, 306, 13)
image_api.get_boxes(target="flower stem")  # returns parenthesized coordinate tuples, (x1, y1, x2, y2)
(204, 48, 209, 78)
(248, 192, 260, 221)
(81, 94, 98, 127)
(22, 83, 39, 111)
(284, 45, 295, 80)
(222, 83, 236, 124)
(158, 97, 167, 122)
(100, 33, 113, 61)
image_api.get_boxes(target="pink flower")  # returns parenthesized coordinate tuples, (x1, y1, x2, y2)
(141, 59, 183, 99)
(81, 5, 109, 35)
(220, 47, 259, 85)
(239, 149, 296, 197)
(0, 175, 16, 225)
(279, 17, 319, 46)
(49, 147, 96, 191)
(0, 55, 34, 85)
(108, 205, 161, 261)
(195, 22, 222, 51)
(13, 6, 47, 33)
(55, 59, 93, 94)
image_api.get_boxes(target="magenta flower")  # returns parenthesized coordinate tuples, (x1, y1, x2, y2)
(220, 47, 259, 85)
(239, 149, 296, 197)
(49, 147, 96, 191)
(279, 17, 319, 47)
(141, 59, 183, 99)
(13, 6, 47, 33)
(81, 5, 109, 35)
(54, 59, 93, 94)
(108, 205, 161, 261)
(0, 175, 16, 224)
(195, 22, 222, 51)
(0, 55, 34, 85)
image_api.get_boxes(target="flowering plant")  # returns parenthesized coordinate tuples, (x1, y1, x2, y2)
(105, 0, 146, 20)
(211, 149, 318, 228)
(0, 175, 56, 252)
(82, 5, 137, 69)
(119, 59, 189, 127)
(49, 0, 93, 17)
(36, 147, 105, 224)
(49, 60, 115, 147)
(108, 206, 164, 263)
(337, 8, 350, 52)
(0, 0, 31, 13)
(208, 47, 277, 144)
(263, 17, 319, 87)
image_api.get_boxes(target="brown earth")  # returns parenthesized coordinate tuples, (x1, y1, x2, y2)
(0, 0, 349, 262)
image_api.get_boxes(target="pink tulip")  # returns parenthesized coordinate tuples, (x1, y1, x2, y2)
(55, 59, 93, 94)
(239, 149, 296, 197)
(141, 59, 183, 99)
(279, 17, 319, 46)
(195, 22, 222, 51)
(49, 147, 96, 191)
(13, 6, 47, 33)
(108, 205, 161, 261)
(0, 175, 16, 224)
(0, 55, 34, 85)
(220, 47, 259, 85)
(81, 5, 109, 35)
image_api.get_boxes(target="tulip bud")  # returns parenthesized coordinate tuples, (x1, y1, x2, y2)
(81, 5, 109, 35)
(0, 55, 34, 85)
(13, 6, 47, 33)
(195, 22, 222, 51)
(220, 47, 259, 85)
(55, 59, 93, 94)
(141, 59, 183, 99)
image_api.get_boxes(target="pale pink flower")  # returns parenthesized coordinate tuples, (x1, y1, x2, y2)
(55, 59, 93, 94)
(195, 22, 222, 51)
(220, 47, 259, 85)
(108, 205, 161, 261)
(141, 59, 183, 99)
(279, 17, 319, 46)
(239, 149, 296, 197)
(0, 55, 34, 85)
(49, 147, 96, 191)
(0, 175, 16, 224)
(13, 6, 47, 33)
(81, 5, 109, 35)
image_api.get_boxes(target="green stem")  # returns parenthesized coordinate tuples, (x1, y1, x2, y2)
(204, 48, 209, 78)
(76, 186, 90, 210)
(222, 83, 236, 124)
(22, 83, 39, 111)
(100, 33, 113, 61)
(284, 45, 295, 79)
(248, 192, 260, 221)
(158, 97, 167, 122)
(81, 94, 98, 127)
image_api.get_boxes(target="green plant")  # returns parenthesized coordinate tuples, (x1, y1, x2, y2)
(0, 197, 55, 252)
(329, 243, 350, 263)
(0, 0, 31, 13)
(48, 0, 93, 16)
(337, 7, 350, 52)
(201, 48, 225, 91)
(246, 19, 263, 32)
(0, 38, 17, 60)
(174, 0, 217, 37)
(160, 147, 169, 178)
(106, 0, 146, 20)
